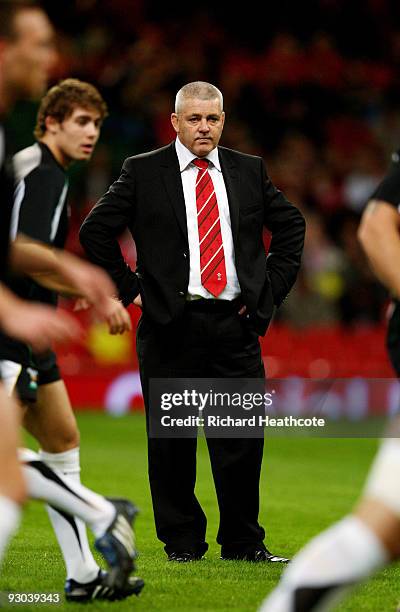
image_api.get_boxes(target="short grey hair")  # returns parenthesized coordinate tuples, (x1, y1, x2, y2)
(175, 81, 223, 113)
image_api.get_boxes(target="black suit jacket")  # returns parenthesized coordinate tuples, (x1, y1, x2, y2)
(80, 142, 305, 335)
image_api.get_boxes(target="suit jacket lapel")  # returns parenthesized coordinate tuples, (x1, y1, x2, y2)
(219, 147, 240, 244)
(160, 142, 188, 244)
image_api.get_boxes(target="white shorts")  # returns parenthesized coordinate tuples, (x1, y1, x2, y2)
(0, 360, 22, 396)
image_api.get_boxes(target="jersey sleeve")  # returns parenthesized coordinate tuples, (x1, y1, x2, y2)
(13, 165, 58, 244)
(371, 152, 400, 208)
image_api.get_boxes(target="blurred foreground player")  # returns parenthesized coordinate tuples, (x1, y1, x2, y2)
(0, 1, 142, 601)
(260, 152, 400, 611)
(0, 0, 74, 581)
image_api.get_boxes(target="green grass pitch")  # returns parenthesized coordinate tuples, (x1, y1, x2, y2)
(2, 412, 400, 611)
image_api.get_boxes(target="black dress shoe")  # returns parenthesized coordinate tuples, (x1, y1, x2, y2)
(252, 549, 290, 563)
(221, 547, 290, 563)
(168, 551, 204, 562)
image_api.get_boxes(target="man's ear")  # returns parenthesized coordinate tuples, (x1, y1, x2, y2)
(44, 115, 60, 135)
(171, 113, 179, 134)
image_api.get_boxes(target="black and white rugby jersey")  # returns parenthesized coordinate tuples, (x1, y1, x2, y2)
(11, 141, 68, 248)
(9, 141, 69, 305)
(0, 141, 69, 365)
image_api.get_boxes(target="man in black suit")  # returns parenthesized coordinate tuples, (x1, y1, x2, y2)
(80, 81, 305, 563)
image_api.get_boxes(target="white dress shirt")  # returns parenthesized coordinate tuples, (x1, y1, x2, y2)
(175, 137, 241, 301)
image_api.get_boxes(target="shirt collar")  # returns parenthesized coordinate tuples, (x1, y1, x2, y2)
(175, 137, 221, 172)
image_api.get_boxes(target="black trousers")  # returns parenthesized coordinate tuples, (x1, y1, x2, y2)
(136, 300, 266, 555)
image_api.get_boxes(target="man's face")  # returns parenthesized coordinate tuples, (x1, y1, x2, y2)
(171, 97, 225, 157)
(48, 106, 102, 166)
(4, 8, 57, 100)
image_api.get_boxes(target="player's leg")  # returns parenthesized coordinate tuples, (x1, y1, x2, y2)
(21, 366, 101, 586)
(0, 383, 25, 567)
(20, 448, 143, 599)
(23, 378, 79, 453)
(2, 361, 143, 600)
(259, 438, 400, 612)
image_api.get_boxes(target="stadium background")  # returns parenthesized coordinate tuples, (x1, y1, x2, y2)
(7, 0, 400, 410)
(6, 3, 400, 611)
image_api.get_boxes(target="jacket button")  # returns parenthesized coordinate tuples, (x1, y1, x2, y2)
(178, 291, 185, 296)
(183, 252, 187, 258)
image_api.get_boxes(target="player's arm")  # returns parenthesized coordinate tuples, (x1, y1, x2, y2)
(10, 235, 72, 282)
(0, 282, 81, 351)
(9, 236, 132, 335)
(10, 235, 100, 295)
(358, 199, 400, 297)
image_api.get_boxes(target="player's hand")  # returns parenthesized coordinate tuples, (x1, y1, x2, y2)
(57, 253, 116, 305)
(1, 297, 81, 352)
(133, 294, 142, 308)
(103, 297, 132, 335)
(73, 295, 131, 334)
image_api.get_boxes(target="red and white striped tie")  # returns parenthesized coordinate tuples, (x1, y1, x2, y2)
(193, 158, 227, 297)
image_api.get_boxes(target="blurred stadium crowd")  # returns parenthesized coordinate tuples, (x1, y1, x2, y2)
(8, 0, 400, 331)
